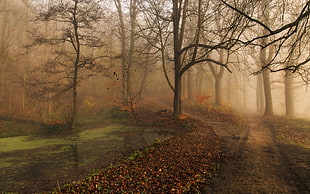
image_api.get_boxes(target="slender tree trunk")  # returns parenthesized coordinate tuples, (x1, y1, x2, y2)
(114, 0, 128, 105)
(138, 67, 148, 100)
(71, 65, 78, 128)
(187, 69, 194, 101)
(0, 0, 8, 103)
(226, 73, 232, 104)
(126, 0, 138, 106)
(22, 0, 30, 116)
(70, 1, 80, 129)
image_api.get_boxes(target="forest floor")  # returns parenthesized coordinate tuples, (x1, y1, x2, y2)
(6, 101, 309, 193)
(185, 104, 310, 193)
(48, 101, 310, 193)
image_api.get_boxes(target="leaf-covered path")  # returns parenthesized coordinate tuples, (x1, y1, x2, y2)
(202, 114, 309, 193)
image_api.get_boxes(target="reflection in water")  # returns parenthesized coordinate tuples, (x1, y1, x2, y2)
(0, 127, 174, 193)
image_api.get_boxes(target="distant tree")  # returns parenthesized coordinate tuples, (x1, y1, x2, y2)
(221, 0, 309, 73)
(113, 0, 128, 105)
(0, 0, 33, 116)
(284, 71, 295, 117)
(220, 0, 309, 116)
(138, 0, 174, 92)
(31, 0, 106, 129)
(171, 0, 245, 116)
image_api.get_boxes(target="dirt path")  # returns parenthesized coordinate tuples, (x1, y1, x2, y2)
(200, 115, 308, 193)
(142, 100, 308, 193)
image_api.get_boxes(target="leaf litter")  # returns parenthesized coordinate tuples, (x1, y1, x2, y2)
(53, 109, 223, 193)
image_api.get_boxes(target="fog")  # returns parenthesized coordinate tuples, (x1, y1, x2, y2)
(0, 0, 309, 192)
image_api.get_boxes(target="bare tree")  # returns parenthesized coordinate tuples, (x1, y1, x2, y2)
(31, 0, 106, 129)
(221, 0, 310, 73)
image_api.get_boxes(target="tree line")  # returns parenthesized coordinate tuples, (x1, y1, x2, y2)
(0, 0, 309, 129)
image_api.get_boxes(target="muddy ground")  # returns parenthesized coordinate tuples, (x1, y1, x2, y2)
(200, 114, 310, 193)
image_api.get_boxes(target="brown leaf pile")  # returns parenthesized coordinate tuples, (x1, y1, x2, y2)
(55, 113, 222, 193)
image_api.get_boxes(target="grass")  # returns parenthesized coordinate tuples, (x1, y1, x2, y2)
(264, 116, 310, 149)
(0, 106, 131, 138)
(0, 125, 130, 154)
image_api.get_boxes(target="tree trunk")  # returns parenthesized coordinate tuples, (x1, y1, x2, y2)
(173, 74, 182, 116)
(209, 64, 224, 106)
(138, 67, 148, 100)
(172, 0, 187, 117)
(114, 0, 128, 106)
(262, 70, 273, 116)
(22, 0, 30, 116)
(243, 79, 247, 109)
(70, 1, 80, 129)
(214, 76, 222, 105)
(0, 0, 8, 102)
(259, 0, 274, 117)
(256, 74, 265, 114)
(187, 69, 194, 101)
(285, 72, 294, 117)
(71, 65, 78, 129)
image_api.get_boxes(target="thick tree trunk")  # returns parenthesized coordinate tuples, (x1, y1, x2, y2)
(172, 0, 185, 117)
(256, 74, 265, 114)
(214, 77, 222, 105)
(259, 0, 274, 117)
(209, 64, 224, 106)
(173, 75, 182, 116)
(285, 72, 294, 117)
(262, 70, 273, 116)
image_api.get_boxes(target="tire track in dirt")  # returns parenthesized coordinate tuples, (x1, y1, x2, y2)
(202, 115, 303, 193)
(146, 100, 308, 193)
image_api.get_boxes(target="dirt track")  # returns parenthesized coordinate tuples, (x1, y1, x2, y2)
(200, 115, 310, 194)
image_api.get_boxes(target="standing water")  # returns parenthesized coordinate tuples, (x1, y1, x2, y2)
(0, 125, 174, 193)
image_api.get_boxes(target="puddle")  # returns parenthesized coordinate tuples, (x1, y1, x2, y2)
(0, 125, 174, 193)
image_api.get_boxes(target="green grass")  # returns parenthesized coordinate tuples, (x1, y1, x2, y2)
(0, 125, 131, 153)
(0, 136, 69, 153)
(0, 106, 131, 138)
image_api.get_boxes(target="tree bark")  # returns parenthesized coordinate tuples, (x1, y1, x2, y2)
(209, 61, 224, 105)
(0, 0, 8, 103)
(214, 75, 222, 105)
(284, 72, 294, 117)
(70, 0, 81, 129)
(256, 74, 265, 114)
(114, 0, 128, 106)
(187, 69, 194, 101)
(172, 0, 188, 117)
(262, 69, 273, 116)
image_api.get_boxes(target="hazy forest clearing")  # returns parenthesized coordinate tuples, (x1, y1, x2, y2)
(0, 0, 310, 193)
